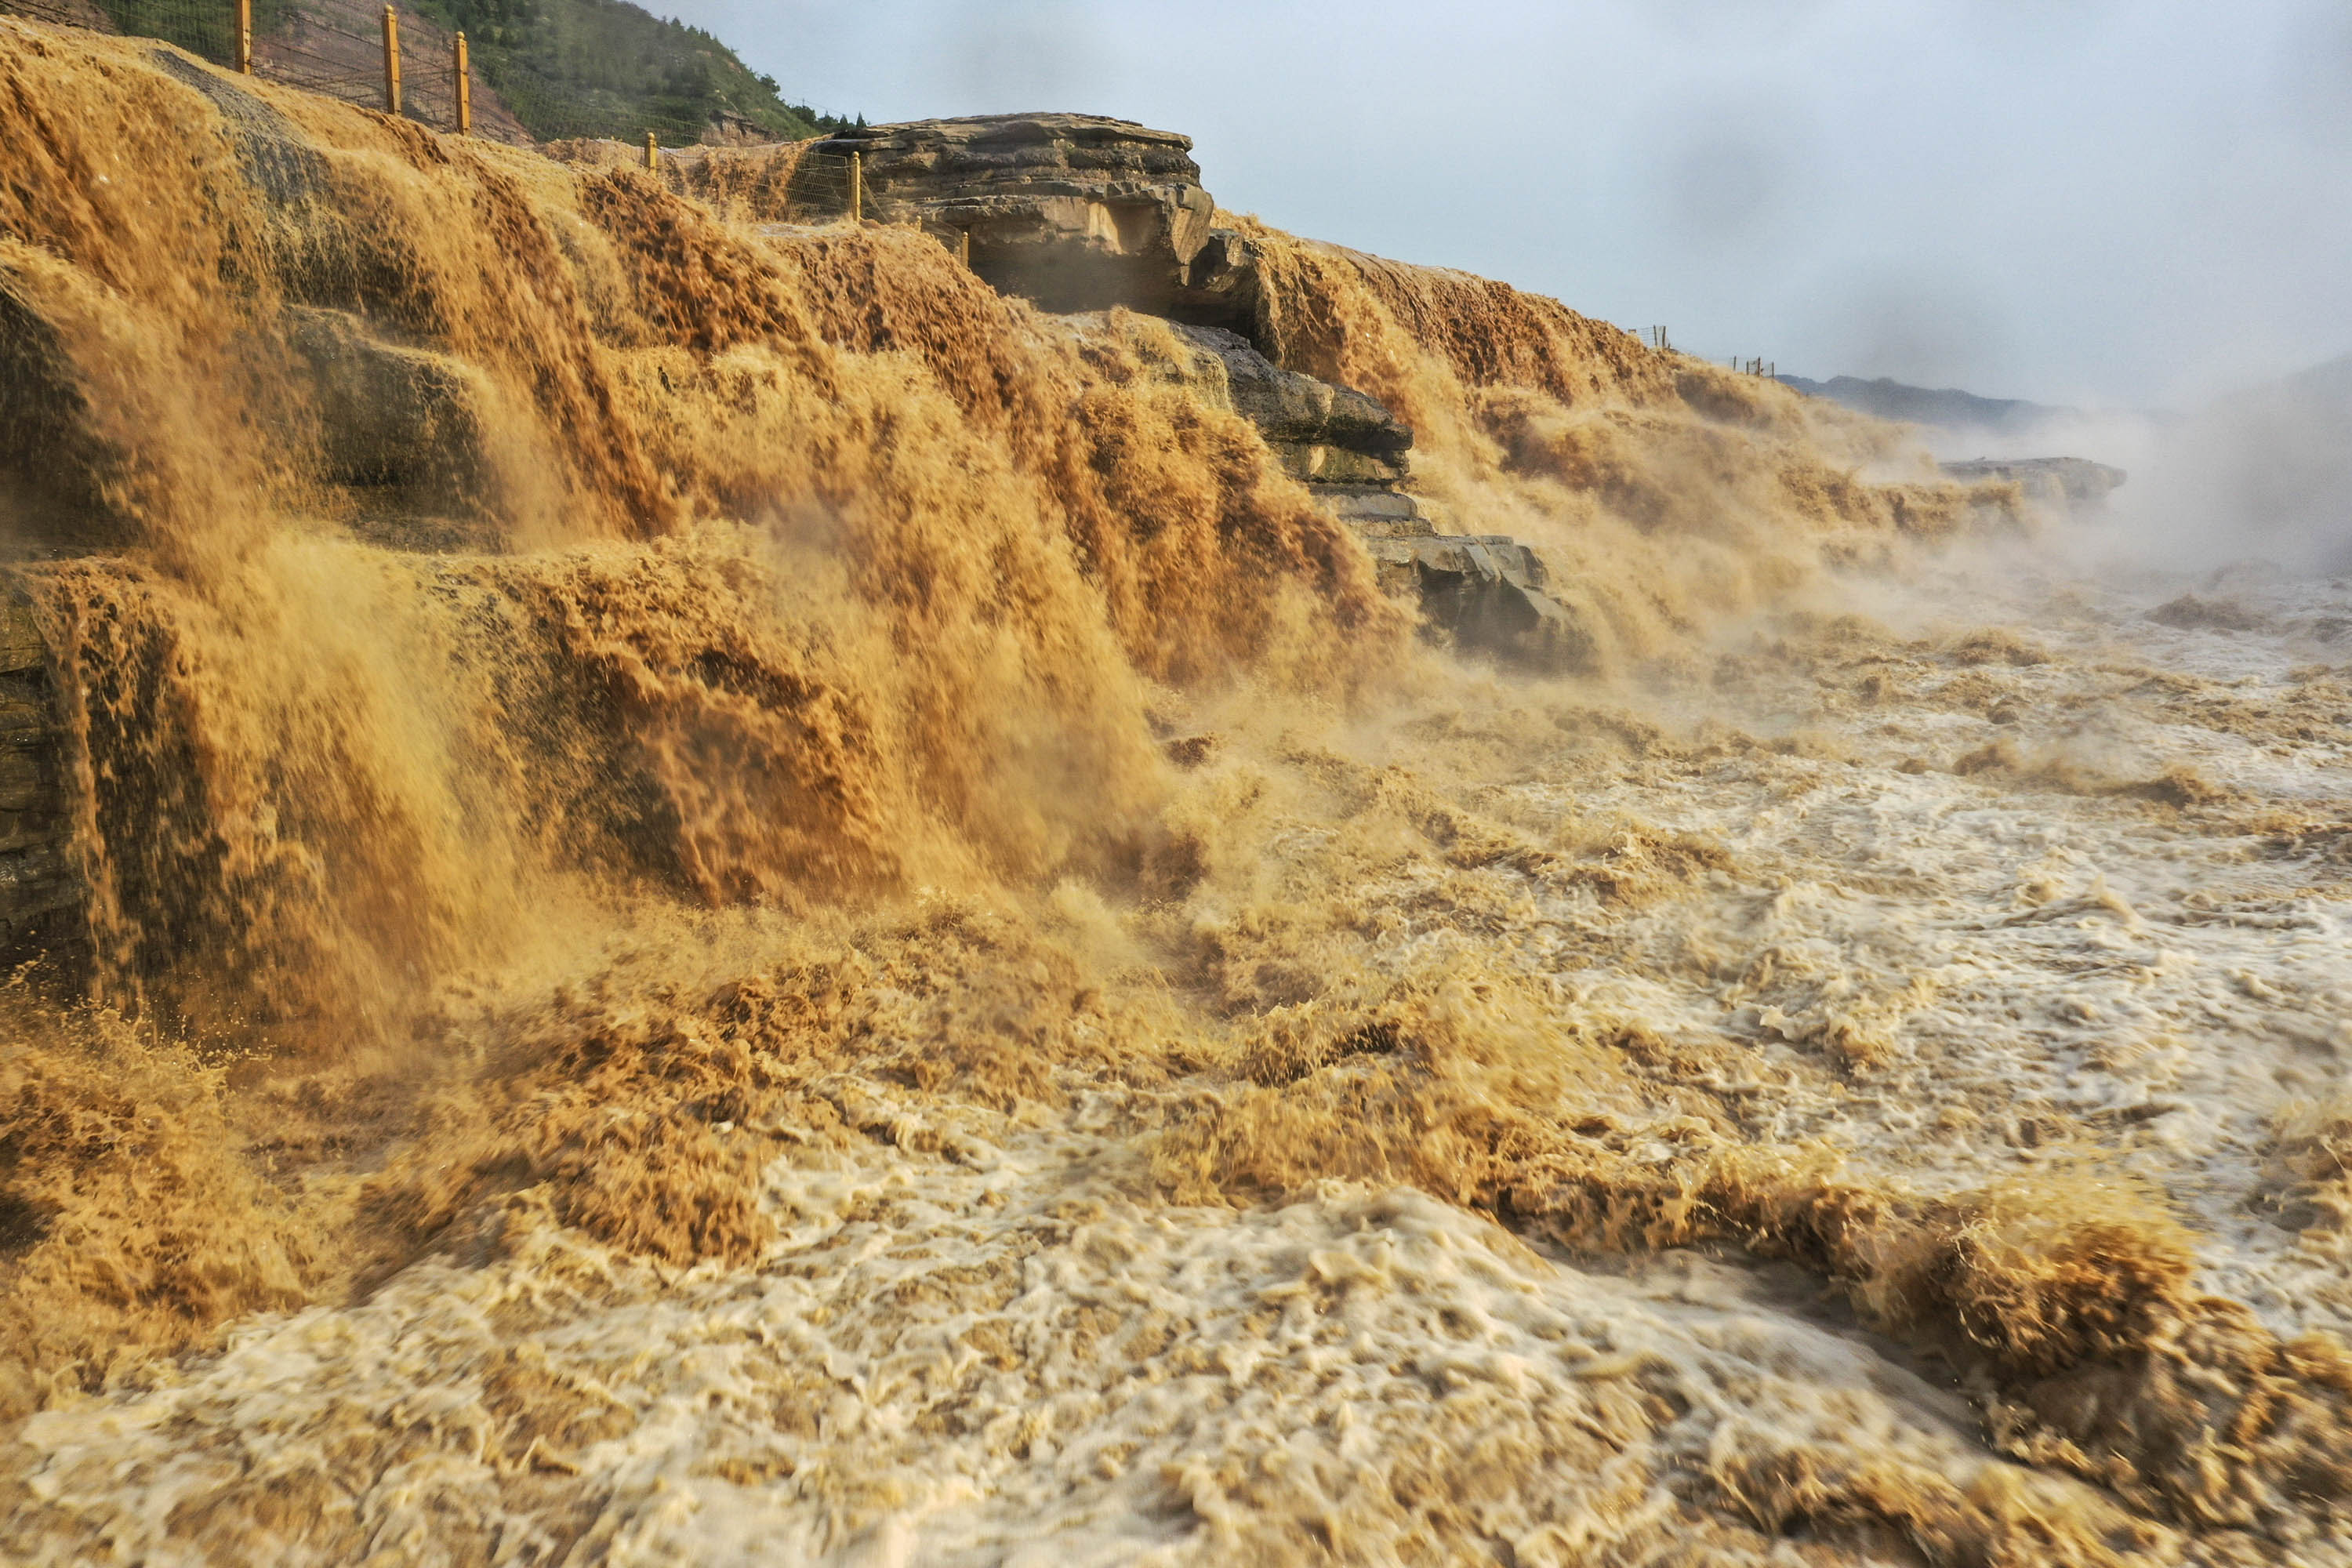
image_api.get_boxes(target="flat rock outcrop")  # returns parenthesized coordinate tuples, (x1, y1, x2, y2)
(820, 114, 1211, 313)
(808, 114, 1261, 332)
(1939, 456, 2125, 507)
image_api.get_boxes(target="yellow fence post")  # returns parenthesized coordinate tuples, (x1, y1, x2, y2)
(234, 0, 251, 73)
(850, 151, 862, 223)
(957, 227, 969, 267)
(644, 130, 657, 171)
(381, 5, 401, 116)
(453, 32, 470, 135)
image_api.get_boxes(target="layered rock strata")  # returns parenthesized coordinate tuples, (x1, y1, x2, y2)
(1139, 321, 1583, 664)
(800, 114, 1582, 662)
(807, 114, 1261, 333)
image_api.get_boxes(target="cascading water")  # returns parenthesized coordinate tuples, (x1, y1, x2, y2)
(5, 20, 2351, 1566)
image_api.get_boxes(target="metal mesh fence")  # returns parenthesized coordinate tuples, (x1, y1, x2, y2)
(2, 0, 464, 133)
(663, 142, 863, 224)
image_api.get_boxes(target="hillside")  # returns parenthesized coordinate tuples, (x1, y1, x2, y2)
(399, 0, 846, 142)
(64, 0, 850, 142)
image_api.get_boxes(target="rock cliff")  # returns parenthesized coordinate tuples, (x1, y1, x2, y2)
(813, 114, 1244, 327)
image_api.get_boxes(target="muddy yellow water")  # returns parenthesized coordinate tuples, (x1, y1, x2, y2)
(3, 19, 2351, 1566)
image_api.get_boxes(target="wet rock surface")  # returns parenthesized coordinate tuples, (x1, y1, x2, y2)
(1169, 325, 1410, 487)
(285, 307, 499, 518)
(0, 590, 72, 964)
(1146, 322, 1585, 666)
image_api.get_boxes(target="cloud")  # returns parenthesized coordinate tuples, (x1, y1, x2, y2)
(939, 0, 1111, 111)
(1631, 100, 1817, 256)
(2274, 0, 2352, 148)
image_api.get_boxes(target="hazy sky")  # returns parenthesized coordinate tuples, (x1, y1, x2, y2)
(665, 0, 2352, 408)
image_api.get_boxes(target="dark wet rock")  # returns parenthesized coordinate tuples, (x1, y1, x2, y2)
(1363, 532, 1592, 669)
(1168, 325, 1410, 487)
(0, 588, 74, 964)
(284, 307, 504, 541)
(0, 281, 129, 548)
(1101, 314, 1584, 666)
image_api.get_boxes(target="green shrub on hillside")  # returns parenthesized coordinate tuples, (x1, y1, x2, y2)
(80, 0, 852, 145)
(401, 0, 844, 143)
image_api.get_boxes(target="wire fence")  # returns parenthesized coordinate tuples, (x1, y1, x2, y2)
(1638, 329, 1785, 382)
(663, 142, 863, 225)
(0, 0, 849, 162)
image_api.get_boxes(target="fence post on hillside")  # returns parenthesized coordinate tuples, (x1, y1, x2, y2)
(234, 0, 251, 72)
(957, 227, 969, 267)
(850, 151, 862, 223)
(644, 130, 657, 171)
(381, 5, 401, 116)
(453, 32, 470, 134)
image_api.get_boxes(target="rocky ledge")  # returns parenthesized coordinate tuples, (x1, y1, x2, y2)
(1939, 456, 2126, 507)
(808, 114, 1261, 333)
(1120, 320, 1584, 666)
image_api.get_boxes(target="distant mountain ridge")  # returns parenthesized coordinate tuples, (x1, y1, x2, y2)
(1773, 373, 2077, 435)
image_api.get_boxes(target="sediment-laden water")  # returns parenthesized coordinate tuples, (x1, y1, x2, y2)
(2, 20, 2349, 1565)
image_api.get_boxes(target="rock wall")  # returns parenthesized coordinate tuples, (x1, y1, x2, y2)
(814, 114, 1234, 325)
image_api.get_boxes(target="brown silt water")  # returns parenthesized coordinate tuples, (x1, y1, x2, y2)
(4, 21, 2352, 1566)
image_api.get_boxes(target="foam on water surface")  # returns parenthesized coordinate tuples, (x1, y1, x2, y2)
(4, 23, 2352, 1562)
